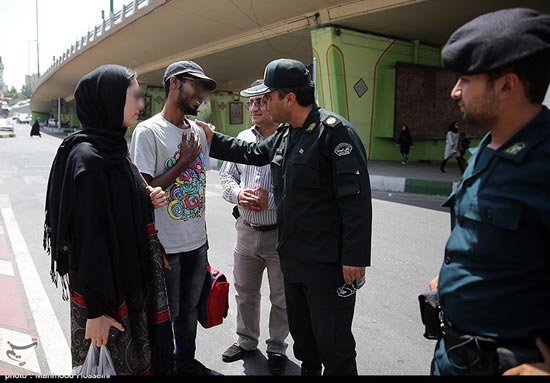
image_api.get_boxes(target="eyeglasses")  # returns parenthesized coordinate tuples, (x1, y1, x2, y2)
(245, 100, 263, 109)
(336, 277, 366, 298)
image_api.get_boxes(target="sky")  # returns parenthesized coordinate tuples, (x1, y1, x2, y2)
(0, 0, 125, 90)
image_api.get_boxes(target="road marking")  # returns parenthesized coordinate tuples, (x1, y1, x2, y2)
(0, 327, 41, 374)
(0, 260, 14, 276)
(0, 194, 71, 375)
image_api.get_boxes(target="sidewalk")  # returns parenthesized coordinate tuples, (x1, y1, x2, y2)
(367, 160, 463, 196)
(211, 159, 463, 196)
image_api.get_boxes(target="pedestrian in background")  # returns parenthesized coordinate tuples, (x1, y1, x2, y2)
(397, 124, 413, 164)
(458, 132, 471, 166)
(30, 119, 41, 137)
(44, 64, 173, 375)
(440, 120, 465, 173)
(219, 79, 290, 375)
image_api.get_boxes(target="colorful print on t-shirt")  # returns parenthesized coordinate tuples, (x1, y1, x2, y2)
(164, 147, 206, 221)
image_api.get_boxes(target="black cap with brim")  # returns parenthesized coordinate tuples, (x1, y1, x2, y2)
(240, 58, 311, 97)
(184, 71, 217, 91)
(163, 60, 217, 91)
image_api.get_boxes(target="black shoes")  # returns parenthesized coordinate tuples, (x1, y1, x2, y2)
(267, 352, 287, 375)
(222, 343, 254, 363)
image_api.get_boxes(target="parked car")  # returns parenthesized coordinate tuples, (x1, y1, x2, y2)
(0, 118, 15, 132)
(47, 118, 57, 127)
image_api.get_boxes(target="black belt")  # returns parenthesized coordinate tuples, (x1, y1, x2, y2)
(243, 221, 277, 232)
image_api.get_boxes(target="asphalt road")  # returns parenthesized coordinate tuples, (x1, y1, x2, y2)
(0, 124, 451, 375)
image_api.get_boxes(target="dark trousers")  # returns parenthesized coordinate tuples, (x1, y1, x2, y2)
(165, 245, 208, 369)
(284, 278, 358, 375)
(441, 156, 466, 173)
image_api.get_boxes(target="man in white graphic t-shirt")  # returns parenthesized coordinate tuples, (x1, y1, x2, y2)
(130, 61, 218, 376)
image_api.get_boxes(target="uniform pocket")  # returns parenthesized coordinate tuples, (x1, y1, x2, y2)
(291, 160, 320, 189)
(464, 199, 523, 231)
(335, 170, 360, 197)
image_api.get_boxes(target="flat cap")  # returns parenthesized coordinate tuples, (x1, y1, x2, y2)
(442, 8, 550, 74)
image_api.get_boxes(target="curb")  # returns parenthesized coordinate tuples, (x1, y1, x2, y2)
(210, 160, 457, 196)
(370, 175, 457, 196)
(0, 133, 15, 139)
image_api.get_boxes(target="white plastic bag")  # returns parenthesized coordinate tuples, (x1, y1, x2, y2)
(71, 344, 116, 376)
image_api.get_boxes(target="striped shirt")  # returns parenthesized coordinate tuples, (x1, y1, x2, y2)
(219, 126, 277, 226)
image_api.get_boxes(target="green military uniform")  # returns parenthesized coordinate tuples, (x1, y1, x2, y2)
(433, 107, 550, 375)
(209, 105, 372, 374)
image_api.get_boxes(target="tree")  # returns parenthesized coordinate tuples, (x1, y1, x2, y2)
(21, 85, 32, 99)
(4, 86, 25, 103)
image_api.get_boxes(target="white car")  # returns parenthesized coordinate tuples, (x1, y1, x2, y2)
(0, 118, 14, 132)
(13, 114, 31, 124)
(47, 118, 57, 127)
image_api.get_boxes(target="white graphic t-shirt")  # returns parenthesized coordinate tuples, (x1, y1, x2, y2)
(130, 114, 211, 253)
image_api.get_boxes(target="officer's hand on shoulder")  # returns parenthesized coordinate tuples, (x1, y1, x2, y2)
(503, 338, 550, 375)
(195, 119, 215, 143)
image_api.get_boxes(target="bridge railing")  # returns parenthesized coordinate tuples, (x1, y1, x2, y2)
(36, 0, 156, 91)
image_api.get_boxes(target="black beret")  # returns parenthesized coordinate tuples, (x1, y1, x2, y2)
(442, 8, 550, 74)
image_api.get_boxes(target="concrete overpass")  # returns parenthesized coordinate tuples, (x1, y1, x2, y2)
(30, 0, 550, 161)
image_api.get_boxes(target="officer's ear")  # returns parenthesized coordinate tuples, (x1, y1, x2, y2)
(496, 72, 520, 102)
(286, 91, 297, 107)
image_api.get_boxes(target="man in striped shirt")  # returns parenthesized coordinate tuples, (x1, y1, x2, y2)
(219, 80, 289, 375)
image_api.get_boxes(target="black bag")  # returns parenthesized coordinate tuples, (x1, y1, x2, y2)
(418, 291, 443, 340)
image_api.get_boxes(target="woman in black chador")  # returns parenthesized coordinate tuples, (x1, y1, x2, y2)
(44, 65, 174, 375)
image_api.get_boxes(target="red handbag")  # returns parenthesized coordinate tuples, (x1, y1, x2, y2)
(197, 263, 230, 328)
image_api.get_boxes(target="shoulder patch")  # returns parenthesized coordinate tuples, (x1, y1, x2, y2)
(334, 142, 353, 157)
(322, 115, 343, 129)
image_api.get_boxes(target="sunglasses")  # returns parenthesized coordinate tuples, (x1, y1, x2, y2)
(245, 100, 263, 109)
(336, 277, 366, 298)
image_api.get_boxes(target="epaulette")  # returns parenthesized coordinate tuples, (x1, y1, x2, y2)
(322, 115, 344, 129)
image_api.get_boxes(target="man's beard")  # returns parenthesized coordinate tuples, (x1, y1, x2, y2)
(462, 107, 498, 130)
(176, 86, 199, 116)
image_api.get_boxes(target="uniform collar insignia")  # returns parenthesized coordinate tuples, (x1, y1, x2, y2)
(504, 142, 526, 155)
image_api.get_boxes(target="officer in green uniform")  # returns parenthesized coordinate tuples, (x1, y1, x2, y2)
(428, 8, 550, 376)
(197, 58, 372, 375)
